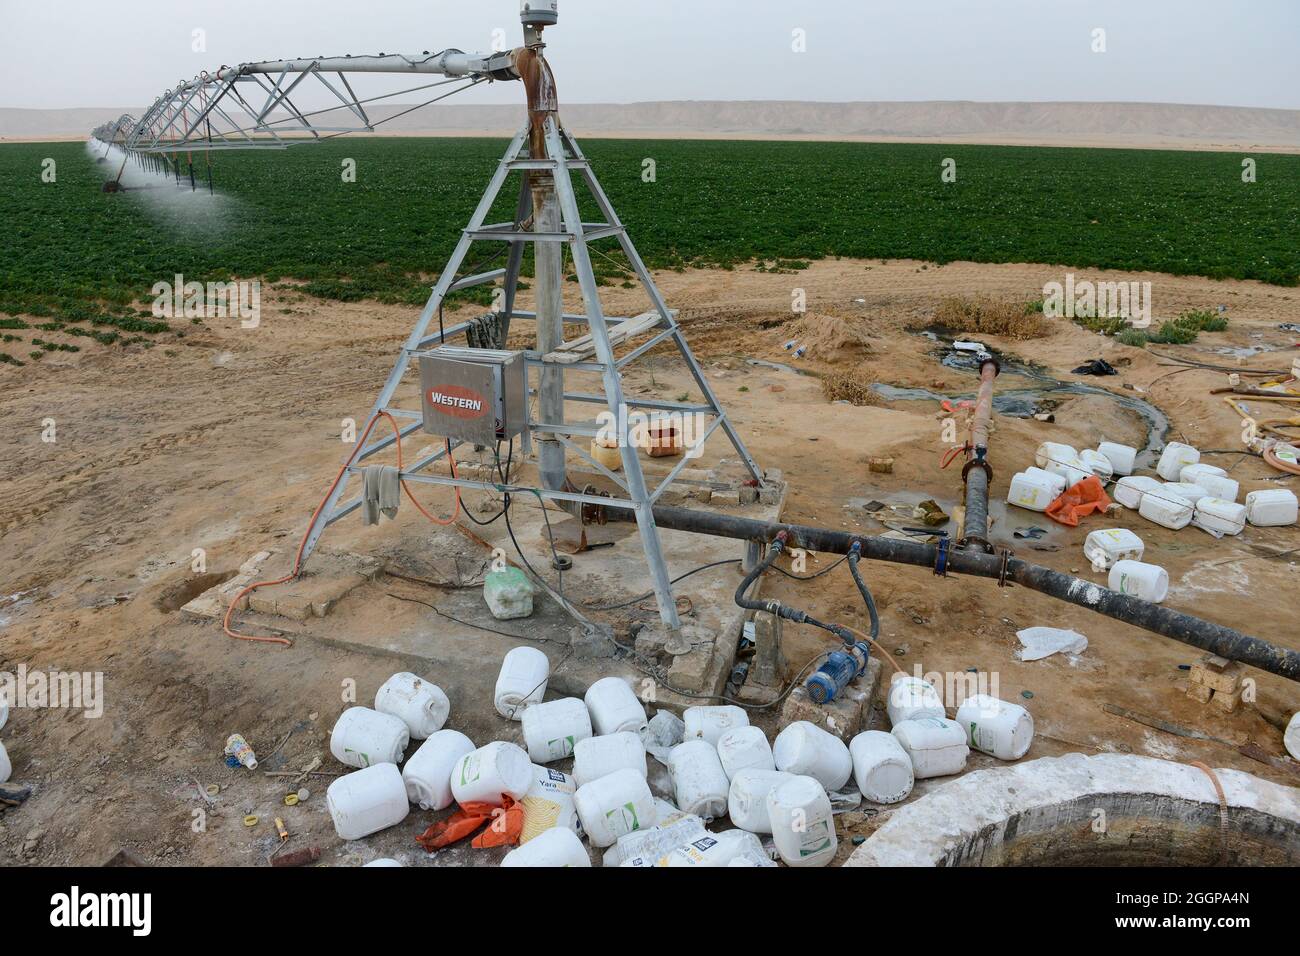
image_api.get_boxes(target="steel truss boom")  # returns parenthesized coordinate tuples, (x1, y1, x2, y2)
(91, 49, 520, 154)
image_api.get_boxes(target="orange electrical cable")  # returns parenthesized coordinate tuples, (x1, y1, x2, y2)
(223, 412, 463, 645)
(940, 442, 971, 469)
(376, 411, 463, 527)
(1263, 445, 1300, 476)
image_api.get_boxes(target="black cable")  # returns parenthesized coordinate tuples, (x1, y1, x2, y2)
(502, 491, 567, 598)
(768, 552, 849, 580)
(734, 533, 854, 644)
(487, 441, 568, 596)
(384, 546, 816, 712)
(388, 588, 819, 710)
(734, 539, 782, 612)
(386, 591, 536, 641)
(459, 439, 514, 527)
(580, 559, 742, 611)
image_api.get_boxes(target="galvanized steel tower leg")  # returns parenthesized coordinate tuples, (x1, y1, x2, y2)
(561, 128, 762, 481)
(298, 127, 531, 565)
(545, 119, 681, 629)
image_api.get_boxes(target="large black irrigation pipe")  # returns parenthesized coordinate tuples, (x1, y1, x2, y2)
(629, 504, 1300, 682)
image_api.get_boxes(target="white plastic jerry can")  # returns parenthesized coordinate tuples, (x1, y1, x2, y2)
(1083, 528, 1145, 569)
(766, 775, 837, 867)
(1109, 560, 1169, 603)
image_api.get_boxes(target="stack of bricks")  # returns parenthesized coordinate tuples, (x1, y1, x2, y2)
(1186, 654, 1244, 713)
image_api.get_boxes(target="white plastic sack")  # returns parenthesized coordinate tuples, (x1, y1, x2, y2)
(1015, 626, 1088, 661)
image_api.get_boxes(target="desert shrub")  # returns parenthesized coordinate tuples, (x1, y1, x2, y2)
(821, 369, 883, 406)
(934, 296, 1048, 339)
(1175, 309, 1229, 332)
(1147, 321, 1199, 344)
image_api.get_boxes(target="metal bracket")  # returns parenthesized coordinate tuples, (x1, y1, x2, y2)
(997, 549, 1014, 587)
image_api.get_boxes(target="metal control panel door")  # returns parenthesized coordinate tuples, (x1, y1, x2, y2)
(419, 353, 504, 445)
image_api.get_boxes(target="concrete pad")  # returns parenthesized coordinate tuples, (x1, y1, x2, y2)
(247, 550, 382, 621)
(180, 550, 275, 620)
(846, 753, 1300, 867)
(299, 458, 784, 720)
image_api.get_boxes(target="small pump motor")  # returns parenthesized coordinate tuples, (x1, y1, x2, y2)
(805, 641, 871, 704)
(521, 0, 559, 27)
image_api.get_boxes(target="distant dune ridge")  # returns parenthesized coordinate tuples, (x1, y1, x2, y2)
(4, 100, 1298, 150)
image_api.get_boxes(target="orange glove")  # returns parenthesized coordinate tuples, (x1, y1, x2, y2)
(1045, 475, 1113, 527)
(415, 796, 524, 852)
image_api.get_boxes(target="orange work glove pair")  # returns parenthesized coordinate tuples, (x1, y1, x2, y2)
(415, 796, 524, 851)
(1045, 475, 1113, 527)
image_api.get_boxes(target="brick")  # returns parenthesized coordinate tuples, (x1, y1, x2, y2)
(1186, 682, 1214, 704)
(778, 657, 882, 744)
(1210, 688, 1243, 714)
(757, 481, 784, 506)
(1190, 656, 1241, 696)
(667, 647, 713, 691)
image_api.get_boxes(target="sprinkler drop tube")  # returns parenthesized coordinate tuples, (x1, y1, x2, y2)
(623, 504, 1300, 682)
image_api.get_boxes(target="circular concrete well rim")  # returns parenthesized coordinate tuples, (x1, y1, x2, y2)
(846, 752, 1300, 867)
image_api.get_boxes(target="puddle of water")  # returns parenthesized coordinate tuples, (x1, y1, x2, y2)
(877, 332, 1171, 468)
(1213, 345, 1276, 358)
(846, 494, 1068, 552)
(746, 358, 810, 376)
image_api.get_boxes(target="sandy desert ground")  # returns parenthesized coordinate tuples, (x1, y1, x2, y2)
(1, 257, 1298, 865)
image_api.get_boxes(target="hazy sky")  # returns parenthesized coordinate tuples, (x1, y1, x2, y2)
(3, 0, 1297, 110)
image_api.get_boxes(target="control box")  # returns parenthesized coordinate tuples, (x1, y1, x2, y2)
(418, 346, 527, 445)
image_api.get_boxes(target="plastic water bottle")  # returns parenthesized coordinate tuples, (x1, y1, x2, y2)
(225, 734, 258, 769)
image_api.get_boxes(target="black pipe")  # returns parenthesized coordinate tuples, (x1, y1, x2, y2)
(960, 355, 998, 550)
(962, 465, 991, 549)
(846, 545, 881, 640)
(733, 532, 855, 643)
(634, 504, 1300, 681)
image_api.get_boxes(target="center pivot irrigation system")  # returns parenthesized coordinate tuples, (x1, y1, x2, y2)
(92, 2, 1299, 686)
